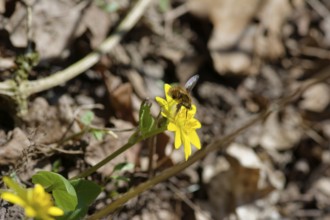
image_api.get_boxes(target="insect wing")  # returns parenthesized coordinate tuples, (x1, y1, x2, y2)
(184, 75, 199, 93)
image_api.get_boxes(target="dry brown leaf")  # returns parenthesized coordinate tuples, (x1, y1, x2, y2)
(188, 0, 262, 75)
(155, 132, 172, 169)
(300, 83, 330, 112)
(4, 1, 113, 59)
(235, 203, 281, 220)
(6, 1, 81, 59)
(310, 178, 330, 210)
(127, 70, 148, 99)
(0, 1, 4, 13)
(24, 97, 71, 144)
(0, 128, 30, 165)
(109, 83, 136, 125)
(188, 0, 291, 75)
(255, 0, 292, 59)
(76, 3, 113, 49)
(206, 143, 283, 219)
(259, 108, 303, 151)
(85, 118, 137, 176)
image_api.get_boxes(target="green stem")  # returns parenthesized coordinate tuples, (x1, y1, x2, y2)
(71, 127, 166, 180)
(57, 130, 86, 147)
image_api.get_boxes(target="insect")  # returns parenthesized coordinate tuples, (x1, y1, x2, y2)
(168, 74, 199, 113)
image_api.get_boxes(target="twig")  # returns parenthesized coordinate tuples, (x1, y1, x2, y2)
(167, 179, 208, 219)
(301, 46, 330, 60)
(47, 144, 84, 155)
(307, 0, 330, 19)
(24, 0, 152, 95)
(164, 3, 188, 21)
(147, 135, 156, 177)
(26, 2, 33, 53)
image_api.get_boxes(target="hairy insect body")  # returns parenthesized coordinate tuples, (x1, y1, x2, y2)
(167, 75, 199, 113)
(168, 86, 192, 112)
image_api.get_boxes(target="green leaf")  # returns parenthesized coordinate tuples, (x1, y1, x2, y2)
(32, 171, 77, 211)
(109, 190, 119, 198)
(95, 0, 119, 13)
(110, 163, 134, 185)
(70, 179, 101, 207)
(111, 175, 130, 182)
(113, 162, 135, 172)
(52, 159, 62, 173)
(58, 179, 102, 220)
(92, 129, 104, 141)
(139, 99, 155, 135)
(80, 111, 94, 125)
(103, 2, 119, 13)
(159, 0, 170, 13)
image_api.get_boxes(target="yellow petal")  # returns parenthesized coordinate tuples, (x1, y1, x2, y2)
(174, 130, 182, 149)
(167, 122, 177, 131)
(182, 133, 191, 160)
(26, 189, 34, 204)
(3, 177, 13, 188)
(161, 111, 168, 118)
(176, 108, 187, 120)
(34, 184, 44, 192)
(1, 193, 26, 207)
(164, 84, 172, 100)
(189, 130, 201, 149)
(34, 184, 45, 198)
(155, 97, 167, 107)
(3, 177, 26, 197)
(48, 206, 64, 216)
(24, 206, 37, 217)
(189, 105, 197, 115)
(190, 119, 202, 129)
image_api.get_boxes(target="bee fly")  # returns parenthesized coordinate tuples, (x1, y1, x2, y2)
(168, 74, 199, 114)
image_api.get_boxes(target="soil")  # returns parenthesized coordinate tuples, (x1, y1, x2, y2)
(1, 0, 330, 219)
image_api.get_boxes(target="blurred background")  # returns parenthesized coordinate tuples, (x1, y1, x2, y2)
(1, 0, 330, 219)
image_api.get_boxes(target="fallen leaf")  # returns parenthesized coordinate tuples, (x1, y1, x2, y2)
(259, 108, 303, 151)
(5, 1, 113, 59)
(300, 83, 330, 112)
(85, 118, 138, 176)
(206, 143, 283, 219)
(0, 128, 30, 165)
(109, 83, 136, 125)
(188, 0, 291, 75)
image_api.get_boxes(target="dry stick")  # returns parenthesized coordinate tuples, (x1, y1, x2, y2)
(17, 0, 153, 96)
(87, 68, 330, 219)
(147, 135, 156, 177)
(307, 0, 330, 19)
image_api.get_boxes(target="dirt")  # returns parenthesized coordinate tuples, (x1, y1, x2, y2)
(1, 0, 330, 219)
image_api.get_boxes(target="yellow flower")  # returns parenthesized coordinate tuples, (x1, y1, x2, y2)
(156, 84, 201, 160)
(1, 177, 64, 220)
